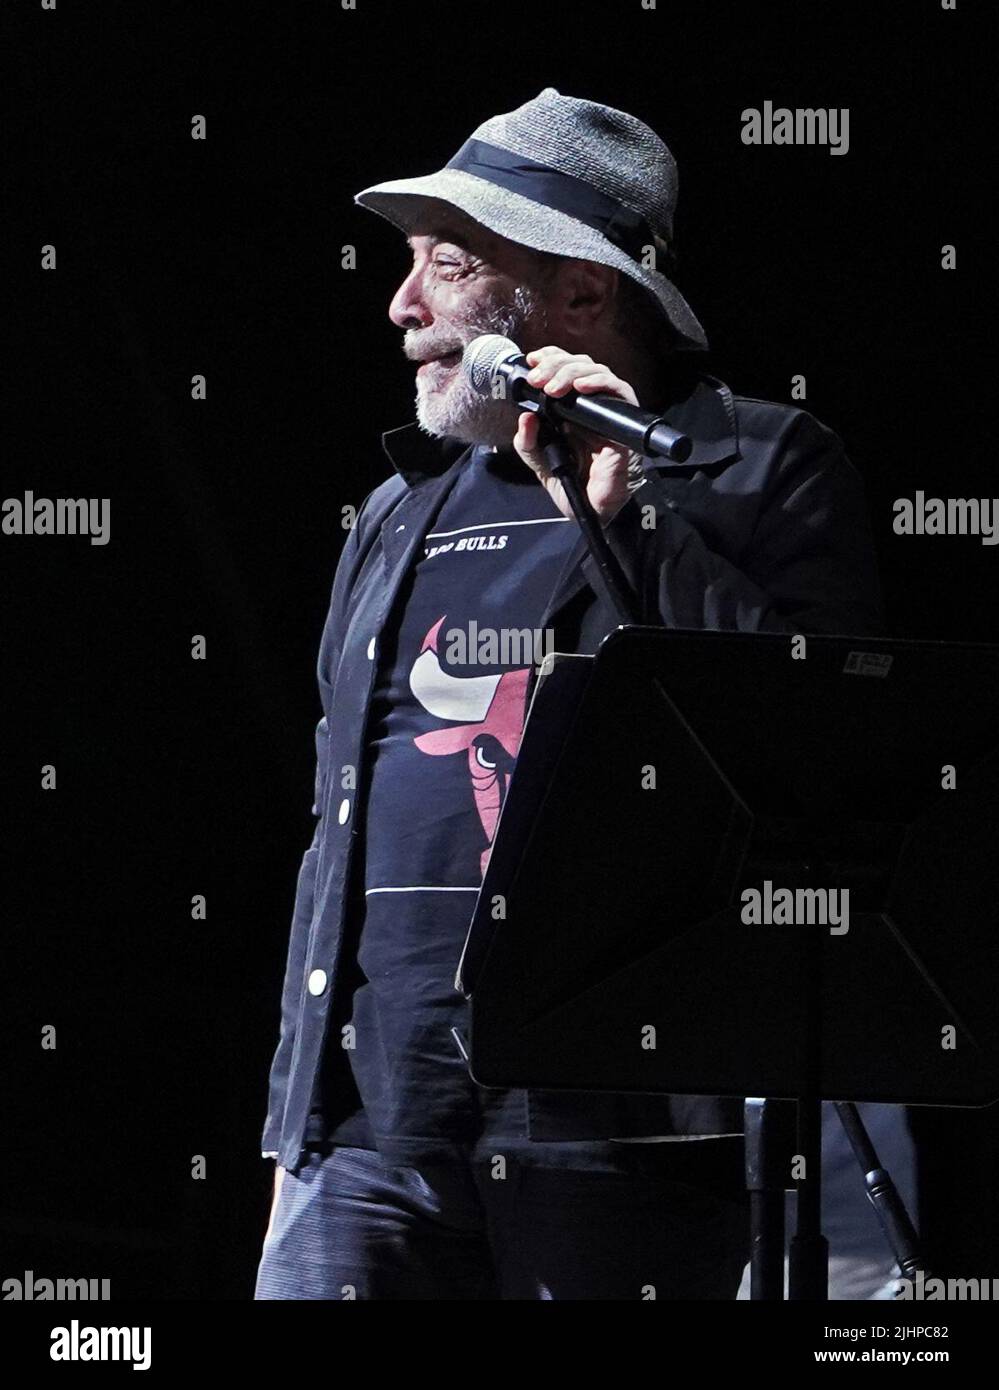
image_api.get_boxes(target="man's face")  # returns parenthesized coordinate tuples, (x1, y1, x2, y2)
(388, 203, 555, 447)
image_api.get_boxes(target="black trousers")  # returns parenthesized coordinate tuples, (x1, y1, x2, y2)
(255, 1140, 750, 1300)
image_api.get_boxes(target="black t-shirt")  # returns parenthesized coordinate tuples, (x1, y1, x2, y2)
(314, 444, 572, 1160)
(309, 444, 731, 1172)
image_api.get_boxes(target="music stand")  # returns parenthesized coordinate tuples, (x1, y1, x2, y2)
(457, 627, 999, 1298)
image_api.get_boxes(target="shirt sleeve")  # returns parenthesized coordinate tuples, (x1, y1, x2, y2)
(583, 407, 885, 638)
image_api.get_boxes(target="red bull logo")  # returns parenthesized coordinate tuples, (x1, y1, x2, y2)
(409, 615, 532, 876)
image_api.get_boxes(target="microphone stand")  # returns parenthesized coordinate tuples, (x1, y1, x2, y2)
(530, 391, 926, 1300)
(534, 405, 643, 627)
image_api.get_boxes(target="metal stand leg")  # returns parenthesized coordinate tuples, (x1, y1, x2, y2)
(789, 1093, 829, 1300)
(745, 1097, 796, 1300)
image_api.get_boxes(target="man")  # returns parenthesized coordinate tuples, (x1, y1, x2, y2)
(254, 88, 884, 1300)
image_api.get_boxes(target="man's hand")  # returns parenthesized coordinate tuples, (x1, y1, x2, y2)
(265, 1164, 286, 1242)
(512, 346, 640, 526)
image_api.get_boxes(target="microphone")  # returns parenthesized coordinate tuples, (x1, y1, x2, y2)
(461, 334, 692, 463)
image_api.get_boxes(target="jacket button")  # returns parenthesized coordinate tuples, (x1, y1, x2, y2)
(367, 637, 375, 660)
(338, 798, 351, 824)
(307, 969, 328, 996)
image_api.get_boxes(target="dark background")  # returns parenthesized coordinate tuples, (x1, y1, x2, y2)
(3, 0, 996, 1299)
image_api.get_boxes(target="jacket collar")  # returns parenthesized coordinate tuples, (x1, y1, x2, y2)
(380, 366, 740, 486)
(653, 371, 739, 472)
(380, 424, 471, 487)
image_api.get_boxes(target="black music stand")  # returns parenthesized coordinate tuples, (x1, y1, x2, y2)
(457, 626, 999, 1299)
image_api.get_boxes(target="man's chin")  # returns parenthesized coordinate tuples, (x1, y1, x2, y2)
(414, 382, 516, 449)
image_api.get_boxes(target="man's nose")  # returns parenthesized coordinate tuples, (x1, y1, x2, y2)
(388, 265, 431, 330)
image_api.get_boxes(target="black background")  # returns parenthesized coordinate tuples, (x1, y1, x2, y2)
(3, 0, 997, 1299)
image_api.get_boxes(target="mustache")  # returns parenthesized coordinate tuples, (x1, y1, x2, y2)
(403, 334, 466, 364)
(402, 286, 544, 365)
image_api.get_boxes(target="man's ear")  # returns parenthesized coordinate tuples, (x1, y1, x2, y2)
(561, 259, 619, 330)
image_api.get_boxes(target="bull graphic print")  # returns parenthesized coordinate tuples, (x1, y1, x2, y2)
(409, 615, 531, 877)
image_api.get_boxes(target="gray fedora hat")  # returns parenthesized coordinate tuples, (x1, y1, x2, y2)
(354, 87, 708, 352)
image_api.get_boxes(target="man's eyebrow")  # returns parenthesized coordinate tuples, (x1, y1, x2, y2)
(405, 231, 472, 251)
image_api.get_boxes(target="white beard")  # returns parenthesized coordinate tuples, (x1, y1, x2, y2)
(413, 285, 548, 448)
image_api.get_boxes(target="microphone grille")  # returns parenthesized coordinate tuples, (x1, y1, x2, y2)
(462, 334, 520, 396)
